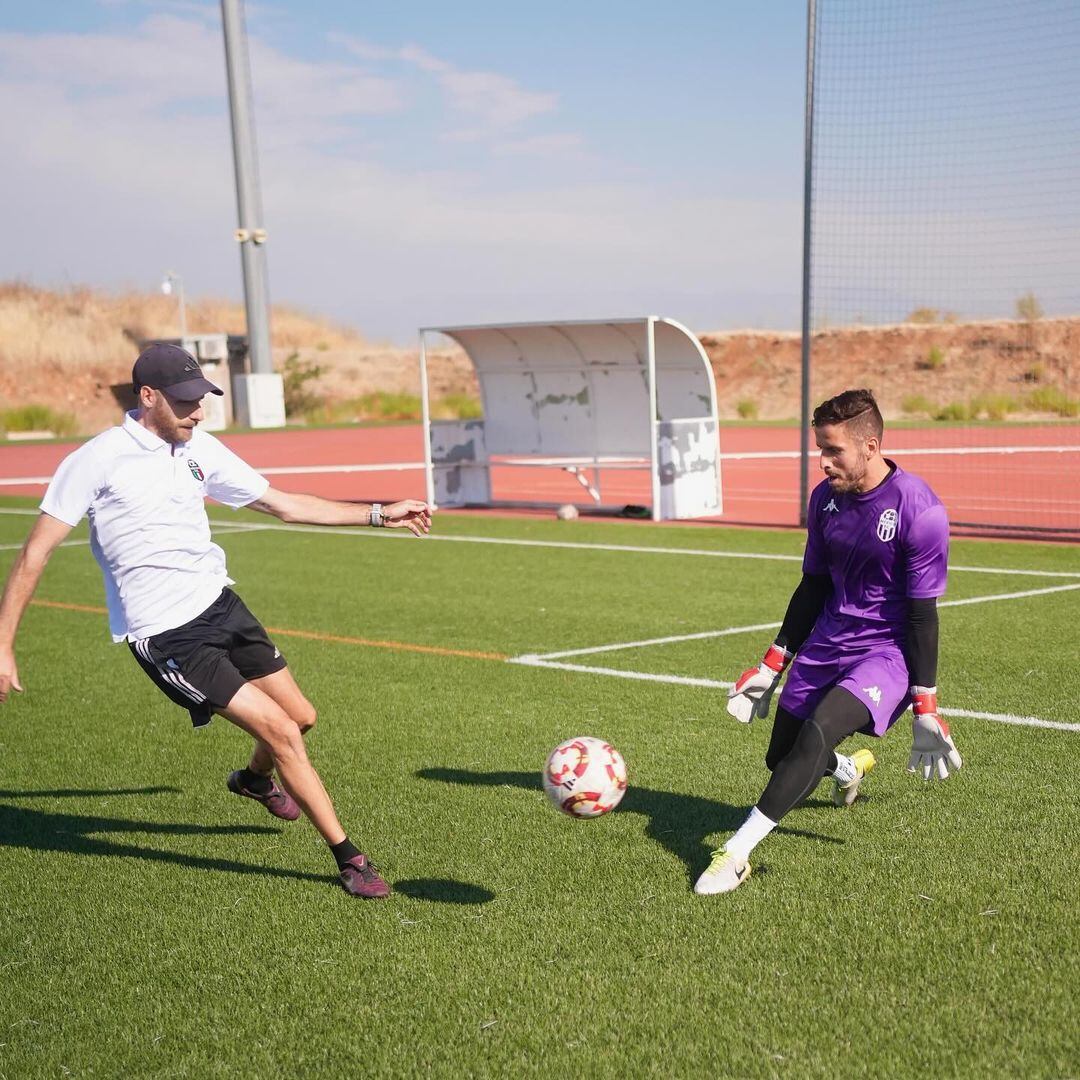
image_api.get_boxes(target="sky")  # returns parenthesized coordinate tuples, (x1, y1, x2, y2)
(0, 0, 810, 343)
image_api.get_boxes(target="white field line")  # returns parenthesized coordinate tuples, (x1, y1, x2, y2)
(0, 501, 1071, 732)
(508, 655, 729, 690)
(530, 582, 1080, 662)
(506, 658, 1080, 732)
(534, 621, 783, 660)
(0, 539, 89, 552)
(1, 509, 1075, 579)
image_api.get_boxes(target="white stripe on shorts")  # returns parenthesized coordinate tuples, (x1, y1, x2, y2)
(134, 637, 207, 704)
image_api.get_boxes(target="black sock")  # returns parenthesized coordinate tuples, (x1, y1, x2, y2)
(330, 837, 362, 868)
(238, 767, 273, 795)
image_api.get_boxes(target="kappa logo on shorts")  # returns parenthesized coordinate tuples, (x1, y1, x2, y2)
(876, 508, 898, 542)
(187, 459, 205, 482)
(863, 685, 882, 705)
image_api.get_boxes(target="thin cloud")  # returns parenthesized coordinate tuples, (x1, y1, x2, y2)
(331, 34, 559, 140)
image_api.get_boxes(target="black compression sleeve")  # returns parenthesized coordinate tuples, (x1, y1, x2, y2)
(905, 597, 939, 687)
(775, 573, 832, 655)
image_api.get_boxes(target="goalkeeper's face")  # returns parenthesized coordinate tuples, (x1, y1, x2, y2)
(815, 422, 875, 494)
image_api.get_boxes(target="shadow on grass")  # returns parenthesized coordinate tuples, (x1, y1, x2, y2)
(394, 879, 495, 905)
(0, 787, 330, 886)
(417, 768, 843, 887)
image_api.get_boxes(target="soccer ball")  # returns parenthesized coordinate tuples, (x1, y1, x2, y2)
(542, 736, 627, 818)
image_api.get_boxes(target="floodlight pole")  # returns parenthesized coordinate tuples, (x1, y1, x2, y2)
(221, 0, 272, 376)
(799, 0, 818, 526)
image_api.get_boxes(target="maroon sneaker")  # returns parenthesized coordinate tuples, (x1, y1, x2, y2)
(338, 854, 391, 899)
(226, 770, 301, 821)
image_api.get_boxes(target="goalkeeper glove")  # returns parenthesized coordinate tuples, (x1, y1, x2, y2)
(726, 644, 792, 724)
(907, 686, 963, 780)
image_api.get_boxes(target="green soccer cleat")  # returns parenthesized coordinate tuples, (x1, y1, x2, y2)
(694, 850, 752, 895)
(833, 748, 876, 807)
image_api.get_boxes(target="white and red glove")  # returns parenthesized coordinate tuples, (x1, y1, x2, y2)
(907, 686, 963, 780)
(726, 644, 792, 724)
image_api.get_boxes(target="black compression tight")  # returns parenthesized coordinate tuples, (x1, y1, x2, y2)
(757, 688, 872, 822)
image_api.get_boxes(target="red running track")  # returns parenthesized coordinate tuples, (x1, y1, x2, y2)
(2, 423, 1078, 537)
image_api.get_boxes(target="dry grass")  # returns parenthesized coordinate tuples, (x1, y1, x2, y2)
(0, 282, 475, 435)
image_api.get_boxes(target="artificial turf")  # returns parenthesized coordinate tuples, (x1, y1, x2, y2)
(1, 499, 1077, 1078)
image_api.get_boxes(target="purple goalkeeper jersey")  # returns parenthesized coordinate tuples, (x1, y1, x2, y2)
(802, 461, 949, 653)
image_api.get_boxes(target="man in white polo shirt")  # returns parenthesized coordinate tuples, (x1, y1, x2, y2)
(0, 343, 433, 899)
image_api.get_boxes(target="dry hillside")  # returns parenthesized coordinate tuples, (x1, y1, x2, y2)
(0, 282, 1076, 435)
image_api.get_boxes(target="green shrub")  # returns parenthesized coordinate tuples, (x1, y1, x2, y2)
(901, 394, 934, 416)
(0, 404, 78, 437)
(431, 394, 483, 420)
(1015, 291, 1044, 322)
(933, 401, 971, 422)
(969, 394, 1018, 421)
(917, 346, 946, 371)
(280, 353, 325, 417)
(907, 307, 939, 324)
(736, 399, 759, 420)
(1027, 386, 1080, 417)
(355, 391, 423, 420)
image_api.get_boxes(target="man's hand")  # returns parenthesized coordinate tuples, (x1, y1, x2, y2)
(383, 500, 434, 537)
(726, 644, 792, 724)
(907, 687, 962, 780)
(0, 644, 23, 704)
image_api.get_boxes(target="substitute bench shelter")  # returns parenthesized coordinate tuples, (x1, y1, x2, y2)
(420, 317, 722, 521)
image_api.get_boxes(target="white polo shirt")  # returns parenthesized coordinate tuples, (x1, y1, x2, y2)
(40, 412, 270, 642)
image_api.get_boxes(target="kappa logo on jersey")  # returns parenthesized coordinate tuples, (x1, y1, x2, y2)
(876, 508, 898, 542)
(863, 685, 882, 705)
(824, 498, 839, 513)
(187, 459, 205, 482)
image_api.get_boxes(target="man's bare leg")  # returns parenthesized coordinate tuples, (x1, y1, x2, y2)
(243, 667, 317, 779)
(221, 681, 344, 844)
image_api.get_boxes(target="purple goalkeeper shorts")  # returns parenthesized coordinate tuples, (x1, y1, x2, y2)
(778, 636, 912, 737)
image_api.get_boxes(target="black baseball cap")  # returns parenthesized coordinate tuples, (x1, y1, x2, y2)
(132, 343, 224, 401)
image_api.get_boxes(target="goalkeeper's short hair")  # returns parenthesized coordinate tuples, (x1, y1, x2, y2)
(812, 388, 884, 443)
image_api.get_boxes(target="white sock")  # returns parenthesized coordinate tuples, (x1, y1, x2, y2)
(724, 806, 777, 863)
(832, 752, 858, 786)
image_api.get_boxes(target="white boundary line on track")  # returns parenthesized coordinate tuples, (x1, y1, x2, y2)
(1, 509, 1076, 579)
(2, 445, 1077, 487)
(719, 444, 1080, 461)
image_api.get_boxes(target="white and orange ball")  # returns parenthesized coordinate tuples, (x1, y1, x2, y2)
(542, 736, 627, 818)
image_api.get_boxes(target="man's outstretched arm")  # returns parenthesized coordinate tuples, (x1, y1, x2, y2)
(0, 513, 75, 703)
(726, 573, 832, 723)
(247, 488, 433, 537)
(904, 596, 962, 780)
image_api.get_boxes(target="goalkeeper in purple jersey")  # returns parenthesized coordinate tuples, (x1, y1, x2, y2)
(696, 388, 962, 896)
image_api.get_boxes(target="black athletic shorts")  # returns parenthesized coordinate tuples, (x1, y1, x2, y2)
(128, 588, 287, 727)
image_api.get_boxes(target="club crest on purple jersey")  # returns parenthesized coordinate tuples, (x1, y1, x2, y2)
(877, 508, 898, 542)
(187, 459, 205, 482)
